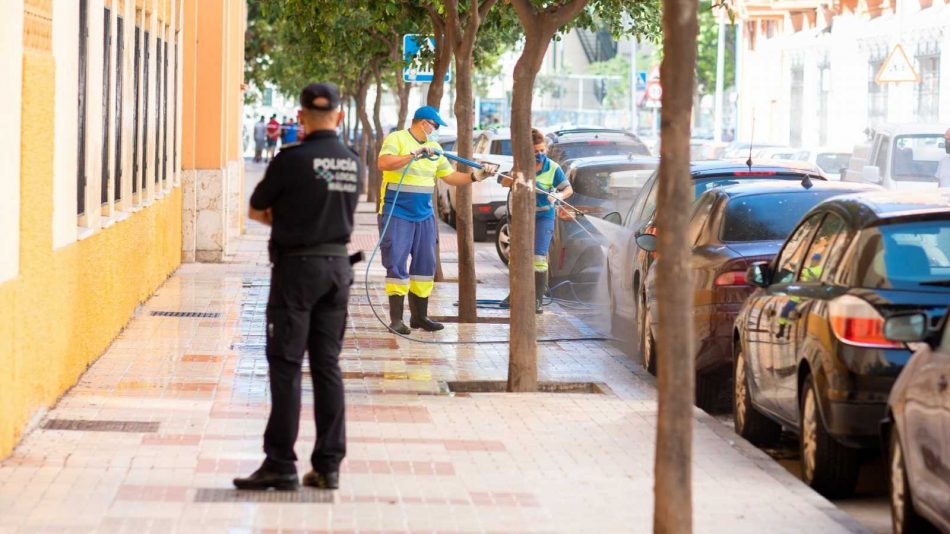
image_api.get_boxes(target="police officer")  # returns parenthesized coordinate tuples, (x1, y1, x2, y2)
(499, 128, 573, 313)
(377, 106, 496, 334)
(234, 83, 359, 492)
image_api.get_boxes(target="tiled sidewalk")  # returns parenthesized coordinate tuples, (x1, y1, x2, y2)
(0, 164, 868, 533)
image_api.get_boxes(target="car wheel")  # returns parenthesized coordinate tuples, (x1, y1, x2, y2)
(473, 220, 488, 242)
(639, 300, 657, 376)
(495, 217, 510, 266)
(733, 344, 781, 446)
(889, 426, 934, 534)
(799, 377, 860, 498)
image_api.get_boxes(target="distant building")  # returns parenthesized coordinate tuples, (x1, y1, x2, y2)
(0, 0, 245, 458)
(734, 0, 950, 148)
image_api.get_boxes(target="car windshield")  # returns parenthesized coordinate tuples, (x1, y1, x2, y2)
(572, 164, 655, 200)
(853, 219, 950, 290)
(892, 134, 946, 182)
(815, 153, 850, 174)
(720, 191, 849, 242)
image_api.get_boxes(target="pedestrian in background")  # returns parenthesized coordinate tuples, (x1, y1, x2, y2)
(253, 115, 267, 163)
(235, 82, 360, 492)
(265, 114, 281, 162)
(281, 117, 299, 146)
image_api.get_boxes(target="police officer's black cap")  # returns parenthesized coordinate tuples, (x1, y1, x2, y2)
(300, 83, 341, 111)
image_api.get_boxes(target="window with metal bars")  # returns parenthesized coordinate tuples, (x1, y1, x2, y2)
(101, 8, 111, 205)
(867, 60, 888, 125)
(78, 0, 88, 216)
(154, 37, 161, 187)
(914, 55, 939, 122)
(162, 39, 169, 184)
(141, 30, 150, 193)
(114, 17, 124, 202)
(132, 25, 140, 195)
(789, 66, 803, 147)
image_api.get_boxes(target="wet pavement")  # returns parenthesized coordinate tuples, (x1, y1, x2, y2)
(0, 161, 871, 533)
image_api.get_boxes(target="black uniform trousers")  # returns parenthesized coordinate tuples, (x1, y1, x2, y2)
(263, 255, 351, 475)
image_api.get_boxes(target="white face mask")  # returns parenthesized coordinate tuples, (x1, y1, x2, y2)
(425, 123, 440, 144)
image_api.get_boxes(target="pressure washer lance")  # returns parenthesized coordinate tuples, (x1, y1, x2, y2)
(362, 151, 613, 345)
(435, 150, 588, 217)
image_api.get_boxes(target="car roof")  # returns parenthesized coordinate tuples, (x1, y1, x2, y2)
(815, 191, 950, 228)
(565, 154, 658, 168)
(547, 129, 641, 143)
(868, 123, 948, 136)
(689, 159, 827, 178)
(710, 180, 880, 199)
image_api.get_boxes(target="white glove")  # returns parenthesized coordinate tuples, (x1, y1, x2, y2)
(411, 146, 437, 158)
(472, 162, 500, 182)
(547, 191, 562, 204)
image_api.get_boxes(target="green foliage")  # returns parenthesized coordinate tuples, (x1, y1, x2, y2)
(695, 1, 735, 95)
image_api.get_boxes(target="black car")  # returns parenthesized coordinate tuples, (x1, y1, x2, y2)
(733, 191, 950, 498)
(604, 160, 829, 362)
(545, 129, 651, 164)
(882, 310, 950, 534)
(637, 181, 879, 410)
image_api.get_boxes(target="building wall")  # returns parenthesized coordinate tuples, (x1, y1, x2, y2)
(0, 0, 245, 459)
(736, 0, 950, 147)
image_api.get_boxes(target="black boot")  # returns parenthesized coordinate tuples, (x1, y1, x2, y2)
(388, 295, 411, 335)
(535, 271, 547, 314)
(409, 294, 444, 331)
(302, 470, 340, 490)
(233, 466, 299, 491)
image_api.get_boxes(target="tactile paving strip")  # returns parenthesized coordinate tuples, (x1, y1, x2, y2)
(42, 419, 160, 433)
(194, 488, 334, 503)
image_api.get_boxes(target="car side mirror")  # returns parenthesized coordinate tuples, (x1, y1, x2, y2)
(635, 233, 657, 252)
(602, 212, 622, 225)
(884, 313, 928, 343)
(746, 262, 772, 288)
(861, 165, 882, 184)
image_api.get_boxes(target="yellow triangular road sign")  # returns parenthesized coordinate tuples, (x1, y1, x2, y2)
(876, 44, 920, 84)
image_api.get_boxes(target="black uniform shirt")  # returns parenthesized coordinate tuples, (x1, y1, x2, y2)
(250, 130, 361, 252)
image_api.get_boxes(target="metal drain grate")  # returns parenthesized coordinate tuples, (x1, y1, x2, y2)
(151, 311, 221, 318)
(429, 315, 509, 324)
(43, 419, 160, 433)
(194, 488, 334, 503)
(444, 381, 607, 394)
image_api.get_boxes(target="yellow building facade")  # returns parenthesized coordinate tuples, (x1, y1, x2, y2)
(0, 0, 246, 458)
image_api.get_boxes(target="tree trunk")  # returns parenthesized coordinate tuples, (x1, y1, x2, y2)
(653, 0, 699, 530)
(396, 75, 410, 130)
(453, 52, 477, 323)
(506, 39, 548, 393)
(356, 76, 378, 204)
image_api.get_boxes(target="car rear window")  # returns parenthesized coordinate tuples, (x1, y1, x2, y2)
(852, 219, 950, 290)
(815, 153, 850, 174)
(553, 141, 650, 161)
(692, 173, 816, 199)
(572, 163, 656, 200)
(491, 139, 512, 156)
(720, 191, 849, 242)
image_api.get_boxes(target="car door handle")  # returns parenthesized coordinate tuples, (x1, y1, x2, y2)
(939, 375, 948, 392)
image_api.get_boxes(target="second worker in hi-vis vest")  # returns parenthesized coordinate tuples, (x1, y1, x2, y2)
(499, 128, 574, 313)
(376, 106, 497, 334)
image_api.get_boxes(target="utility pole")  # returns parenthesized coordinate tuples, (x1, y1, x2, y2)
(713, 20, 725, 142)
(630, 38, 638, 133)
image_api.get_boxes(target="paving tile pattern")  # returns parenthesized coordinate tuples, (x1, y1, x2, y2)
(0, 164, 868, 533)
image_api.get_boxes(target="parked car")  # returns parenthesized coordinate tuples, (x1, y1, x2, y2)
(636, 181, 878, 411)
(545, 128, 651, 164)
(493, 155, 658, 267)
(796, 147, 852, 178)
(733, 191, 950, 498)
(604, 160, 829, 362)
(721, 142, 786, 160)
(435, 130, 511, 241)
(882, 310, 950, 534)
(844, 123, 948, 190)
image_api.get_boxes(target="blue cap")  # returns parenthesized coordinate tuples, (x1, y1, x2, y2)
(413, 106, 447, 127)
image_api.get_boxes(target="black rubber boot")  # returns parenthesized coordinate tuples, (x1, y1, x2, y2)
(388, 295, 411, 335)
(535, 271, 547, 314)
(409, 294, 444, 331)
